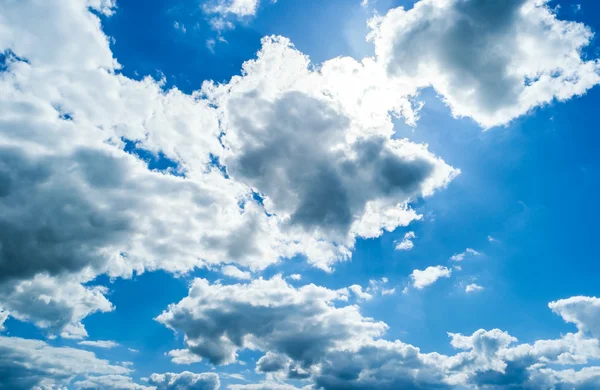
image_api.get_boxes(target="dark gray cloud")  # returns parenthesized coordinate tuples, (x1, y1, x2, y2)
(0, 146, 131, 284)
(256, 352, 289, 373)
(256, 352, 310, 380)
(224, 92, 446, 240)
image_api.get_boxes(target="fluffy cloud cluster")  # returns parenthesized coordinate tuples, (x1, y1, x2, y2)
(157, 273, 600, 389)
(0, 335, 131, 389)
(147, 371, 220, 390)
(156, 275, 387, 365)
(0, 0, 459, 335)
(549, 296, 600, 338)
(75, 374, 150, 390)
(205, 36, 458, 269)
(368, 0, 600, 128)
(2, 0, 600, 388)
(395, 231, 416, 251)
(0, 275, 113, 339)
(410, 265, 452, 289)
(0, 334, 223, 390)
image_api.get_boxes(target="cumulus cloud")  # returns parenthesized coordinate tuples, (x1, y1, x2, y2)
(549, 296, 600, 338)
(147, 371, 220, 390)
(221, 265, 252, 280)
(0, 0, 457, 337)
(410, 265, 452, 289)
(168, 349, 204, 365)
(368, 0, 600, 128)
(74, 374, 150, 389)
(0, 275, 113, 338)
(156, 275, 387, 365)
(0, 335, 133, 389)
(311, 300, 600, 389)
(154, 268, 600, 389)
(0, 0, 456, 332)
(2, 4, 599, 383)
(395, 231, 416, 251)
(206, 36, 458, 269)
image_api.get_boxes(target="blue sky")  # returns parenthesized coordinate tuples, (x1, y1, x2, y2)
(2, 0, 600, 389)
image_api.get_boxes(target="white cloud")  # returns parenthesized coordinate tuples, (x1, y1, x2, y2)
(348, 278, 396, 300)
(549, 296, 600, 338)
(204, 0, 261, 18)
(465, 283, 484, 293)
(0, 0, 454, 331)
(410, 266, 452, 289)
(153, 274, 600, 389)
(395, 231, 416, 251)
(349, 285, 373, 301)
(0, 309, 8, 331)
(1, 0, 599, 363)
(450, 248, 481, 261)
(78, 340, 120, 349)
(313, 306, 600, 389)
(0, 275, 113, 338)
(201, 0, 278, 38)
(288, 274, 302, 281)
(156, 275, 387, 365)
(0, 0, 457, 308)
(368, 0, 600, 128)
(147, 371, 220, 390)
(168, 349, 203, 365)
(0, 335, 134, 389)
(221, 265, 252, 280)
(207, 36, 458, 270)
(75, 374, 150, 389)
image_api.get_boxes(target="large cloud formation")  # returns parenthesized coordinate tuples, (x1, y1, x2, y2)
(0, 334, 221, 390)
(158, 275, 600, 389)
(369, 0, 600, 128)
(156, 275, 386, 365)
(1, 0, 599, 388)
(0, 0, 457, 335)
